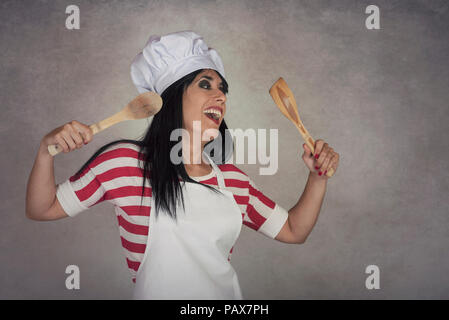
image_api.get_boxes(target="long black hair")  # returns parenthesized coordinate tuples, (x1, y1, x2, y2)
(72, 69, 233, 221)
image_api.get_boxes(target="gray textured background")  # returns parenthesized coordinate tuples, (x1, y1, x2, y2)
(1, 0, 448, 299)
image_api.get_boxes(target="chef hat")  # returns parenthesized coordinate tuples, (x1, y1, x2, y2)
(130, 31, 226, 95)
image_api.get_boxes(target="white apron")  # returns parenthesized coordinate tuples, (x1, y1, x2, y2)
(133, 153, 244, 300)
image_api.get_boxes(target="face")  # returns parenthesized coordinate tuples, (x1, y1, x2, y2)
(182, 69, 227, 142)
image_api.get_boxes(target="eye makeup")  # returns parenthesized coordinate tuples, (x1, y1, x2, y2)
(199, 79, 226, 94)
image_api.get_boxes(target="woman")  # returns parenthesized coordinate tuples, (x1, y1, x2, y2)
(26, 31, 340, 299)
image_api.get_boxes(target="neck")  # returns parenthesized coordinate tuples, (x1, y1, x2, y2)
(182, 135, 209, 166)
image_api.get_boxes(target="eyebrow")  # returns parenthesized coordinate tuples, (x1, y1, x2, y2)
(199, 75, 223, 86)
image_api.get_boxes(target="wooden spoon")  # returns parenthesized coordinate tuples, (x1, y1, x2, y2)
(48, 92, 163, 156)
(269, 77, 335, 177)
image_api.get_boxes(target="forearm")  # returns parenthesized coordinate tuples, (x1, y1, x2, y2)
(25, 142, 57, 219)
(288, 171, 328, 243)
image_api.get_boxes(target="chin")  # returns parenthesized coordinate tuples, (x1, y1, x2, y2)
(202, 127, 220, 141)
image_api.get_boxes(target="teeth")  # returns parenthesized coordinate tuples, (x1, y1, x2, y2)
(203, 109, 221, 120)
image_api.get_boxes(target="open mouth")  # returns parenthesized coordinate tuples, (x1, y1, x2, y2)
(203, 108, 222, 124)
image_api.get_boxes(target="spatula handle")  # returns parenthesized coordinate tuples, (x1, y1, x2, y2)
(270, 78, 335, 177)
(298, 130, 334, 177)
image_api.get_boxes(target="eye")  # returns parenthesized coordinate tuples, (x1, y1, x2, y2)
(199, 80, 226, 94)
(199, 80, 210, 89)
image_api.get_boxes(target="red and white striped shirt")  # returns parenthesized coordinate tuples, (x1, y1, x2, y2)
(56, 142, 289, 283)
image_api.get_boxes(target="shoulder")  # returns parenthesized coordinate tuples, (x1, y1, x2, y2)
(217, 163, 250, 188)
(100, 142, 144, 158)
(88, 142, 146, 173)
(217, 163, 248, 177)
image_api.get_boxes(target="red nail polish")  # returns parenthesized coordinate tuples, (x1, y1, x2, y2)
(315, 166, 319, 170)
(315, 154, 319, 159)
(318, 171, 322, 176)
(324, 170, 327, 175)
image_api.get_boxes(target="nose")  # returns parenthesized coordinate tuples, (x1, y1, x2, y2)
(213, 88, 226, 104)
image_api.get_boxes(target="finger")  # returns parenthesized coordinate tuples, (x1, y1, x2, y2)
(330, 153, 339, 172)
(54, 134, 69, 153)
(319, 152, 334, 176)
(62, 123, 82, 150)
(65, 123, 83, 149)
(315, 142, 329, 163)
(303, 143, 313, 158)
(72, 122, 91, 145)
(74, 121, 93, 143)
(70, 129, 84, 149)
(60, 129, 77, 151)
(313, 140, 325, 159)
(84, 125, 94, 142)
(315, 147, 330, 172)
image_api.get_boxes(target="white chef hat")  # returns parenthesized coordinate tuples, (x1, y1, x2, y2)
(130, 31, 226, 95)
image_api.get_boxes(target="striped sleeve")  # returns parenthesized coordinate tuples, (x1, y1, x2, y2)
(56, 165, 107, 218)
(245, 177, 289, 239)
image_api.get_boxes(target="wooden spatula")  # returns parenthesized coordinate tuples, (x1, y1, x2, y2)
(269, 77, 335, 177)
(48, 92, 163, 156)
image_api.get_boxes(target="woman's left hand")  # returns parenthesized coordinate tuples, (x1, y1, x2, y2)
(301, 139, 339, 178)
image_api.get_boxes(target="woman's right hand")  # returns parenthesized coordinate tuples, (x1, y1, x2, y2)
(42, 120, 94, 154)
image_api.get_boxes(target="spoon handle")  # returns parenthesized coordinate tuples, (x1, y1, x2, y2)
(89, 110, 127, 134)
(47, 111, 126, 156)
